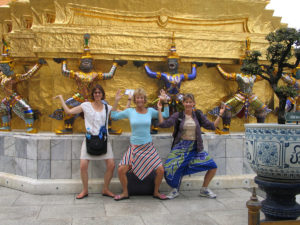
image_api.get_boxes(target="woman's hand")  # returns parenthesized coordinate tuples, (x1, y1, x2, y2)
(115, 90, 123, 102)
(127, 92, 133, 101)
(219, 103, 226, 116)
(125, 92, 133, 109)
(157, 100, 163, 111)
(214, 102, 226, 128)
(52, 94, 82, 114)
(53, 95, 63, 101)
(158, 89, 167, 104)
(112, 90, 123, 111)
(157, 97, 164, 124)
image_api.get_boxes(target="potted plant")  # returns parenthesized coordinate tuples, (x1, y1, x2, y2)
(242, 27, 300, 221)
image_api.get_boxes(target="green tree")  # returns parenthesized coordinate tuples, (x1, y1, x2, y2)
(241, 27, 300, 124)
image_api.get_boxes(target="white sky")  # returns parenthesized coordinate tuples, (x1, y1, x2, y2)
(266, 0, 300, 29)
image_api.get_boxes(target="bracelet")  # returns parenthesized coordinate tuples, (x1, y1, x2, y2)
(128, 98, 131, 101)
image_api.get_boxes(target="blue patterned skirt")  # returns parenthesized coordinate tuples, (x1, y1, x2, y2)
(164, 140, 217, 189)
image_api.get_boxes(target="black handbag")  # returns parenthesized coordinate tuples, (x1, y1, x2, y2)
(86, 104, 108, 156)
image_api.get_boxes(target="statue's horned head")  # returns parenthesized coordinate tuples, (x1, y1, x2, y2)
(0, 63, 14, 76)
(167, 33, 180, 73)
(79, 33, 93, 72)
(79, 58, 93, 73)
(168, 58, 179, 71)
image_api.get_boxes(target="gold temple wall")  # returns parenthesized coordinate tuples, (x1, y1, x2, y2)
(6, 60, 278, 133)
(0, 0, 283, 132)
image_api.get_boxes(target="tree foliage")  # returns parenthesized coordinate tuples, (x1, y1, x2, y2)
(241, 27, 300, 123)
(274, 85, 297, 98)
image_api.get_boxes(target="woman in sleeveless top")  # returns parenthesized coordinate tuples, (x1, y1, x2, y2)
(54, 84, 115, 199)
(111, 88, 169, 200)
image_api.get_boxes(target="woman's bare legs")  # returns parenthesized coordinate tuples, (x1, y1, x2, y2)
(199, 168, 217, 198)
(102, 159, 115, 197)
(153, 165, 165, 198)
(115, 165, 131, 198)
(76, 159, 89, 198)
(202, 168, 217, 187)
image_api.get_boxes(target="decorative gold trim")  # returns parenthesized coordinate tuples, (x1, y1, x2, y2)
(68, 5, 250, 32)
(183, 73, 188, 81)
(3, 20, 12, 33)
(22, 15, 33, 29)
(44, 9, 55, 24)
(156, 72, 161, 79)
(157, 15, 168, 27)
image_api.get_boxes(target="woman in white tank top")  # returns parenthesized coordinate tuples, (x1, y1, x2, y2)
(54, 84, 115, 199)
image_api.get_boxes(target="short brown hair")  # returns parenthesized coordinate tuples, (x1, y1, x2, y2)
(91, 84, 105, 100)
(183, 93, 195, 103)
(133, 88, 147, 104)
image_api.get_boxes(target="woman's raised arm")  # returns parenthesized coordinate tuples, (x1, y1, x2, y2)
(53, 95, 83, 115)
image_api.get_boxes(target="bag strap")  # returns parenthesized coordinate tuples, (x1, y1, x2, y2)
(103, 104, 108, 132)
(94, 103, 108, 135)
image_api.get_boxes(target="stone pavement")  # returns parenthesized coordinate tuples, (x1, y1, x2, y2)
(1, 186, 299, 225)
(0, 186, 265, 225)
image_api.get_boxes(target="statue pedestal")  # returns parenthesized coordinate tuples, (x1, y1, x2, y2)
(255, 176, 300, 221)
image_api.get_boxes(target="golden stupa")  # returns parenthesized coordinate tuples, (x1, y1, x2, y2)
(0, 0, 285, 132)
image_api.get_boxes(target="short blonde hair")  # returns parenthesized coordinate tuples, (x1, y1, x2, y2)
(133, 88, 147, 104)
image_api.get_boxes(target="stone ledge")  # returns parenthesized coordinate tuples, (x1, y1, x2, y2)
(0, 172, 256, 195)
(0, 132, 252, 179)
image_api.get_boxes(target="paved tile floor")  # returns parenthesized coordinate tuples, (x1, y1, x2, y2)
(0, 186, 299, 225)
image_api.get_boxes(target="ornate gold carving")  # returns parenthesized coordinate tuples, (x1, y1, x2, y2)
(4, 20, 12, 33)
(157, 15, 168, 27)
(22, 15, 32, 29)
(44, 10, 55, 24)
(68, 5, 249, 32)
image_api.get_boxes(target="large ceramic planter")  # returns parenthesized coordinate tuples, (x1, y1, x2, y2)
(245, 123, 300, 220)
(245, 123, 300, 182)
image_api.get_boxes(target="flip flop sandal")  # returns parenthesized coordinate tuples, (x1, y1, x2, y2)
(114, 195, 130, 201)
(153, 194, 169, 200)
(102, 193, 114, 198)
(76, 193, 88, 199)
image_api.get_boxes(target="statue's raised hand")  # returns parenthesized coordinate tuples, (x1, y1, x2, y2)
(205, 63, 218, 68)
(192, 62, 203, 67)
(53, 58, 66, 64)
(133, 61, 146, 68)
(115, 60, 128, 67)
(38, 59, 47, 65)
